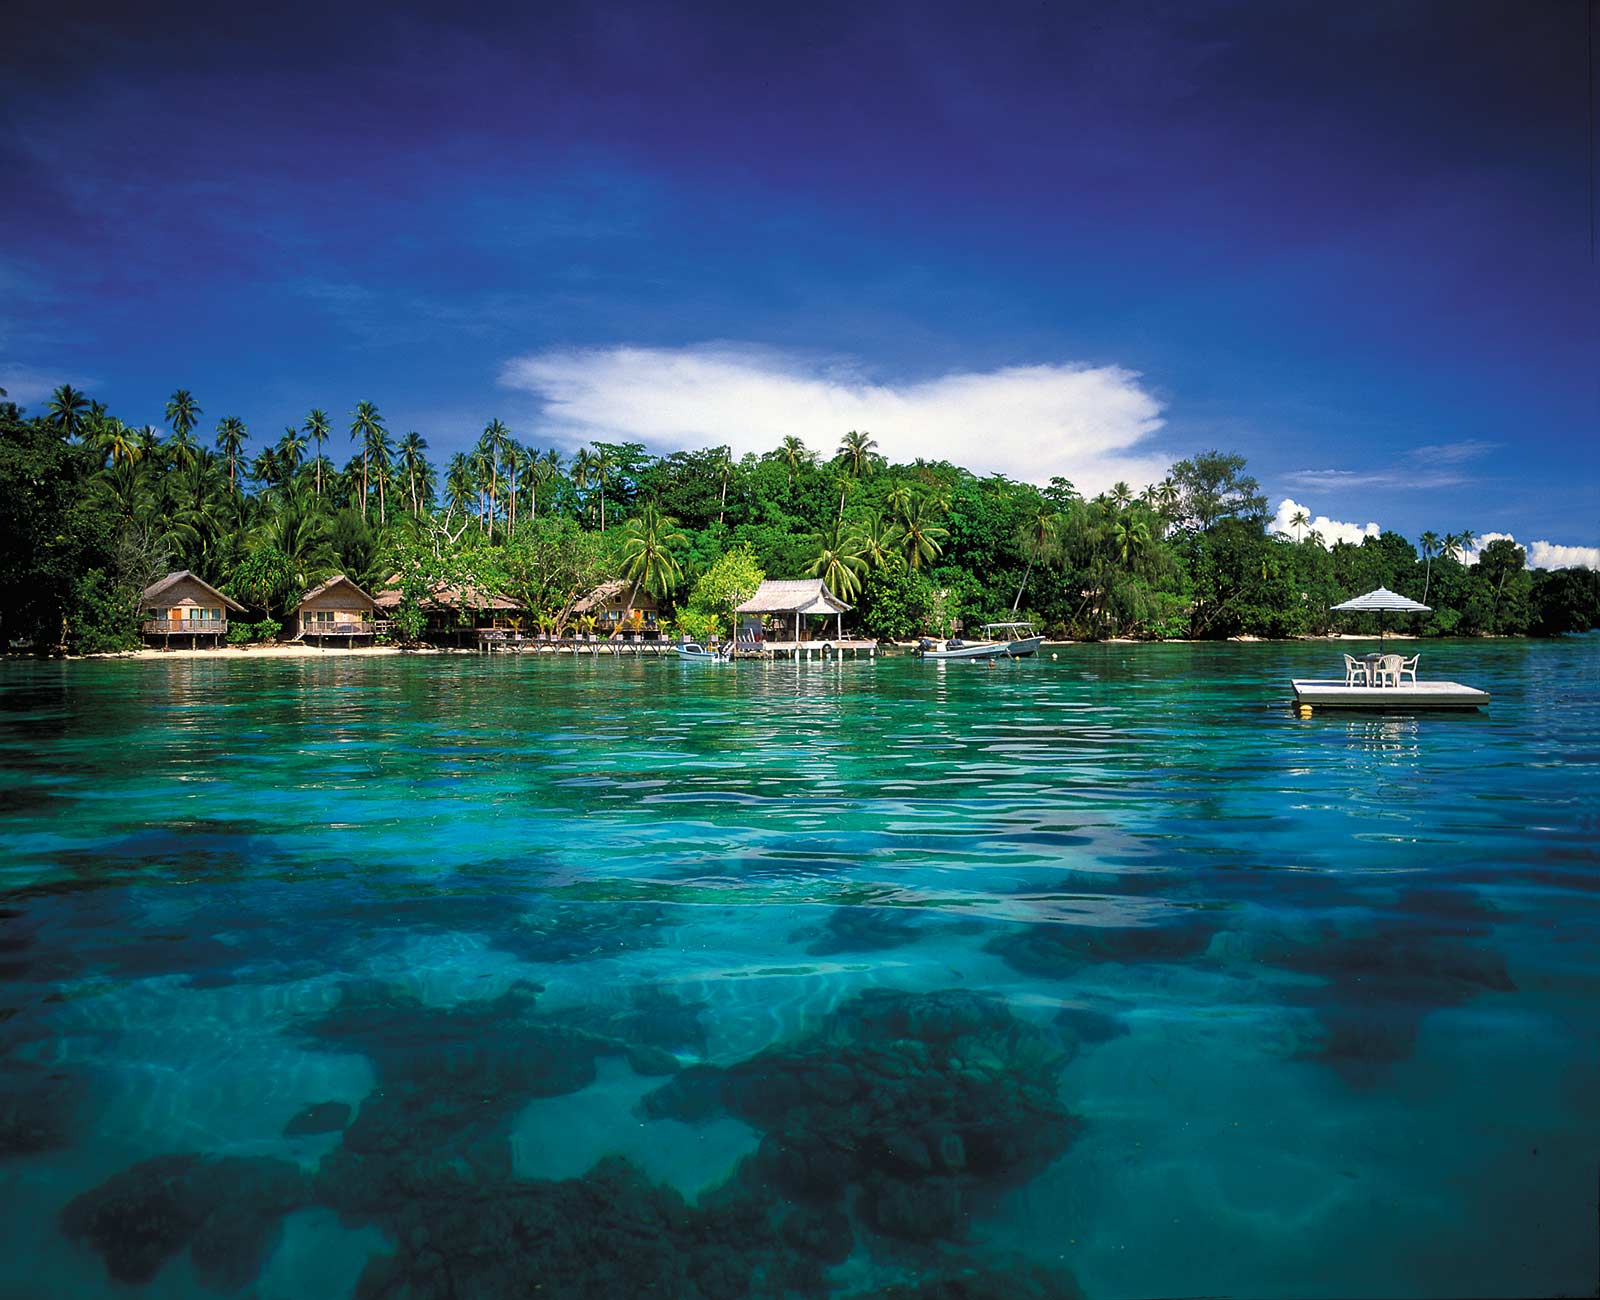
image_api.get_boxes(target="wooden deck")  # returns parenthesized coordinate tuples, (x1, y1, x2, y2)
(740, 639, 878, 660)
(1291, 679, 1490, 710)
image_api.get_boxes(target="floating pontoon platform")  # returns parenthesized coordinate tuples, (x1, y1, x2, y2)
(1291, 680, 1490, 711)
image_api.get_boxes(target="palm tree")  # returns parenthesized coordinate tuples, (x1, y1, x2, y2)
(99, 418, 140, 468)
(1442, 532, 1464, 562)
(1290, 508, 1310, 543)
(215, 417, 248, 492)
(303, 409, 331, 497)
(1457, 528, 1477, 561)
(45, 384, 89, 437)
(469, 439, 495, 532)
(257, 486, 337, 591)
(592, 446, 618, 531)
(836, 430, 879, 520)
(1419, 530, 1442, 604)
(778, 435, 811, 487)
(897, 497, 948, 570)
(165, 390, 201, 443)
(398, 431, 429, 515)
(808, 522, 869, 602)
(479, 419, 511, 529)
(349, 401, 385, 519)
(886, 482, 914, 525)
(504, 439, 523, 534)
(571, 447, 597, 525)
(1014, 508, 1062, 612)
(168, 426, 201, 471)
(1113, 514, 1153, 571)
(444, 452, 474, 528)
(619, 504, 688, 598)
(1109, 481, 1135, 510)
(535, 449, 563, 517)
(856, 515, 899, 570)
(276, 425, 308, 480)
(250, 444, 282, 491)
(369, 427, 394, 524)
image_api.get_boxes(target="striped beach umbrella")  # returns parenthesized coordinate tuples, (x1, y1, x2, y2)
(1331, 586, 1431, 640)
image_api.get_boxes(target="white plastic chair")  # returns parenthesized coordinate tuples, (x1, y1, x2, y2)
(1397, 655, 1419, 685)
(1343, 653, 1370, 686)
(1374, 654, 1404, 687)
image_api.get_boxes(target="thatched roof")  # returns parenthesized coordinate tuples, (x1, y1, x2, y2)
(295, 574, 377, 611)
(372, 578, 521, 612)
(736, 578, 852, 615)
(574, 579, 657, 612)
(140, 571, 246, 613)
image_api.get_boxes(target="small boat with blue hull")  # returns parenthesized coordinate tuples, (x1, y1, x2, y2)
(675, 641, 729, 663)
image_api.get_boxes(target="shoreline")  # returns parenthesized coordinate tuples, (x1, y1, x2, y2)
(1, 630, 1547, 662)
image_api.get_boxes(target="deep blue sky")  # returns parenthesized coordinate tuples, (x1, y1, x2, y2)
(3, 0, 1596, 552)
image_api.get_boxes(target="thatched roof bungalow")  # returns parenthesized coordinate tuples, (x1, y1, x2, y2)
(373, 578, 522, 641)
(736, 578, 852, 643)
(292, 575, 377, 645)
(139, 571, 245, 646)
(574, 580, 660, 633)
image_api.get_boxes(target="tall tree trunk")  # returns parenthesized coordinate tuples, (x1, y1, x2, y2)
(1013, 555, 1034, 613)
(361, 452, 369, 519)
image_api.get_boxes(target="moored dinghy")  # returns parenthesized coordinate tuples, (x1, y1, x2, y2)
(675, 641, 729, 663)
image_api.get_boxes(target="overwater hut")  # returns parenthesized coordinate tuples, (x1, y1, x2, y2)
(139, 571, 245, 648)
(291, 575, 378, 645)
(736, 578, 853, 645)
(373, 579, 522, 643)
(574, 580, 661, 637)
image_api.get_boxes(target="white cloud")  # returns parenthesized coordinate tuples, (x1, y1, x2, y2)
(1465, 532, 1600, 571)
(1411, 439, 1496, 465)
(1462, 532, 1516, 564)
(498, 345, 1170, 494)
(1527, 540, 1600, 571)
(1272, 498, 1381, 548)
(0, 364, 93, 407)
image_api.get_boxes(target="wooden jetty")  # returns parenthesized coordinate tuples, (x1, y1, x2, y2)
(1291, 679, 1490, 711)
(477, 631, 878, 660)
(736, 638, 878, 661)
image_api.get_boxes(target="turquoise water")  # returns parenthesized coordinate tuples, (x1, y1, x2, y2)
(0, 641, 1596, 1299)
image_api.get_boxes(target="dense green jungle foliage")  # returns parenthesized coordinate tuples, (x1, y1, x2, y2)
(2, 386, 1596, 652)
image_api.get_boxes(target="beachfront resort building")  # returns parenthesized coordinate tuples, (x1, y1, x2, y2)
(139, 571, 246, 648)
(736, 578, 854, 645)
(291, 575, 378, 645)
(372, 579, 522, 644)
(574, 580, 661, 637)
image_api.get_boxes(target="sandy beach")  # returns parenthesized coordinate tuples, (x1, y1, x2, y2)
(100, 643, 448, 661)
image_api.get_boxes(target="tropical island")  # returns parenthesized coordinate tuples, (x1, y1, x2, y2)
(3, 386, 1597, 655)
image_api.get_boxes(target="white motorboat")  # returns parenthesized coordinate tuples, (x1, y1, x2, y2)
(982, 622, 1043, 657)
(918, 623, 1041, 661)
(675, 641, 728, 662)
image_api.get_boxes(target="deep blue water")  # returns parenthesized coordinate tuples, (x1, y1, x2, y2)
(0, 640, 1596, 1299)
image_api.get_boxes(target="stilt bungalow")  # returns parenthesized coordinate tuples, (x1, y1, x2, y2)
(574, 580, 662, 639)
(735, 579, 876, 658)
(139, 571, 245, 648)
(292, 575, 378, 646)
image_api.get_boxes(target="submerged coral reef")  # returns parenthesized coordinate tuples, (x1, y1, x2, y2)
(58, 985, 1086, 1297)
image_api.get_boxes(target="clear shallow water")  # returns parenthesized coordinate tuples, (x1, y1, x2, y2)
(0, 640, 1596, 1299)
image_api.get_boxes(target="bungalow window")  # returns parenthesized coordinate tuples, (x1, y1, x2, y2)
(310, 610, 337, 626)
(182, 607, 221, 622)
